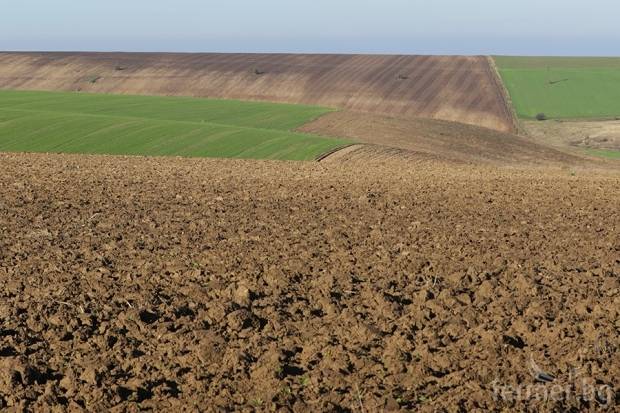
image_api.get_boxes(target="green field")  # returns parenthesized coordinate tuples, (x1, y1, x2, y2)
(0, 90, 349, 160)
(585, 149, 620, 160)
(494, 56, 620, 120)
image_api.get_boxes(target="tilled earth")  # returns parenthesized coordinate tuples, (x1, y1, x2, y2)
(0, 153, 619, 412)
(299, 111, 589, 165)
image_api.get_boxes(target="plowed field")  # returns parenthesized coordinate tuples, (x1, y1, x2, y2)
(1, 152, 618, 412)
(0, 52, 516, 132)
(300, 111, 588, 165)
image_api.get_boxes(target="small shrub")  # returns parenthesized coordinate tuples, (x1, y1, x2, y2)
(536, 113, 548, 121)
(86, 75, 101, 84)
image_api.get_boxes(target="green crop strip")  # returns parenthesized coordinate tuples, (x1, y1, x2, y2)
(585, 149, 620, 160)
(0, 90, 349, 161)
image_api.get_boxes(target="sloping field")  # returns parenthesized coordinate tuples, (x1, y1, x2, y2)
(0, 90, 348, 160)
(300, 110, 590, 165)
(1, 152, 618, 411)
(0, 52, 516, 132)
(495, 56, 620, 119)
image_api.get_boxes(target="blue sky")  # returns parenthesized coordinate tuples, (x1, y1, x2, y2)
(2, 0, 619, 55)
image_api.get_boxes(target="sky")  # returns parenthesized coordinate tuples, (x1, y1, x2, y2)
(2, 0, 619, 56)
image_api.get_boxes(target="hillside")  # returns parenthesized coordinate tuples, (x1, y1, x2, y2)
(0, 52, 516, 132)
(300, 111, 588, 165)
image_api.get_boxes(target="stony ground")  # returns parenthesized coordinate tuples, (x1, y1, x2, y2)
(0, 153, 619, 412)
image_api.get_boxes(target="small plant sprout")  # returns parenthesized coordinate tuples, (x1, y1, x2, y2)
(250, 398, 263, 407)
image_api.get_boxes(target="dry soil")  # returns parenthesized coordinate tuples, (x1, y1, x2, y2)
(0, 152, 618, 412)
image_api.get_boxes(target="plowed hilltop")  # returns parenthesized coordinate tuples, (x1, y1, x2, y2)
(1, 152, 619, 412)
(0, 52, 515, 132)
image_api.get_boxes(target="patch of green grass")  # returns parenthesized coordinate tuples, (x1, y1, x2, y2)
(494, 56, 620, 120)
(249, 398, 264, 407)
(585, 149, 620, 160)
(0, 90, 349, 161)
(417, 395, 429, 404)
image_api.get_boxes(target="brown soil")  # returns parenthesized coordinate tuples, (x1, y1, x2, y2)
(0, 52, 515, 132)
(300, 110, 594, 165)
(316, 144, 444, 164)
(1, 152, 618, 412)
(523, 119, 620, 152)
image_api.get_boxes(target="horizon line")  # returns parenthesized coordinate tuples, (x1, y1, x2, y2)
(2, 50, 620, 58)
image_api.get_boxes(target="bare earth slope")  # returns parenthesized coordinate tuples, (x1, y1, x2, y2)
(300, 110, 591, 165)
(523, 119, 620, 152)
(1, 153, 618, 411)
(0, 52, 515, 132)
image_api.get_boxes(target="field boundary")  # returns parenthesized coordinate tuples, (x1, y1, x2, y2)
(487, 56, 522, 134)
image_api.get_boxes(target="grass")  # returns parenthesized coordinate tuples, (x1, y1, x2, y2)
(0, 90, 349, 161)
(494, 56, 620, 120)
(585, 149, 620, 160)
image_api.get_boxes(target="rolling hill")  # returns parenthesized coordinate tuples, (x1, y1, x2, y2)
(0, 52, 516, 132)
